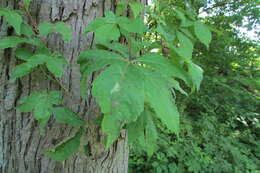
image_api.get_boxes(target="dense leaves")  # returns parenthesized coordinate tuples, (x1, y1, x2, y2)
(79, 1, 210, 153)
(18, 90, 84, 133)
(130, 0, 259, 172)
(1, 0, 214, 162)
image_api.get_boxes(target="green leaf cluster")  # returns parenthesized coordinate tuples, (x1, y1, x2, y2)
(18, 90, 85, 133)
(85, 10, 147, 43)
(78, 3, 212, 153)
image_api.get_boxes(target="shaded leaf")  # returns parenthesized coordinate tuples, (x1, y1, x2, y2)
(0, 36, 27, 50)
(44, 128, 83, 161)
(175, 31, 193, 59)
(194, 21, 212, 48)
(52, 107, 86, 127)
(15, 48, 33, 60)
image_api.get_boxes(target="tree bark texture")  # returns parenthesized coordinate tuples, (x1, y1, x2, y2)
(0, 0, 146, 172)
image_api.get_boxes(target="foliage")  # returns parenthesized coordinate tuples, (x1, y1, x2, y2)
(78, 0, 212, 153)
(129, 0, 260, 172)
(0, 0, 212, 161)
(129, 41, 260, 173)
(130, 73, 260, 172)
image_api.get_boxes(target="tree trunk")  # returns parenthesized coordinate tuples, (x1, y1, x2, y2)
(0, 0, 145, 172)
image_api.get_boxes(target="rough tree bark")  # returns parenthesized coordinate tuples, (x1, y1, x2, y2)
(0, 0, 146, 172)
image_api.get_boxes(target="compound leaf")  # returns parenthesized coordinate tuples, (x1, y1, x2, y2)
(18, 90, 63, 131)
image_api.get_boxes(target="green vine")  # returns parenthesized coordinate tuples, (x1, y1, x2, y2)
(0, 0, 212, 161)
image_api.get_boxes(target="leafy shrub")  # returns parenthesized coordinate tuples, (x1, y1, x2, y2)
(129, 73, 260, 173)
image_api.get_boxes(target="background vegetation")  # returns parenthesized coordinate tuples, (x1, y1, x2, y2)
(129, 0, 260, 172)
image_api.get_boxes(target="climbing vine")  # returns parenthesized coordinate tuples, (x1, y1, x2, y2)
(0, 0, 212, 161)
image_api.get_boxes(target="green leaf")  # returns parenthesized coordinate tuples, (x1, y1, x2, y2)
(134, 53, 188, 83)
(174, 8, 187, 27)
(102, 114, 121, 149)
(21, 23, 35, 37)
(95, 24, 120, 43)
(85, 18, 107, 32)
(34, 97, 53, 127)
(0, 36, 27, 50)
(145, 112, 158, 157)
(99, 42, 129, 58)
(52, 107, 86, 127)
(78, 49, 125, 64)
(18, 92, 43, 112)
(10, 54, 46, 80)
(25, 38, 45, 47)
(78, 50, 125, 97)
(0, 8, 23, 34)
(175, 31, 193, 59)
(11, 53, 68, 80)
(0, 36, 45, 50)
(187, 62, 203, 91)
(55, 22, 73, 41)
(169, 78, 188, 96)
(156, 24, 175, 42)
(118, 17, 147, 34)
(45, 56, 68, 78)
(129, 1, 143, 18)
(39, 22, 53, 36)
(143, 72, 180, 134)
(39, 22, 72, 41)
(15, 48, 33, 60)
(48, 91, 63, 105)
(18, 90, 63, 130)
(194, 21, 212, 48)
(93, 64, 144, 121)
(44, 128, 83, 161)
(11, 63, 33, 80)
(127, 112, 146, 144)
(93, 64, 145, 147)
(128, 109, 158, 156)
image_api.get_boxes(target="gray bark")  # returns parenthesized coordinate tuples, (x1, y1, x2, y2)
(0, 0, 146, 172)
